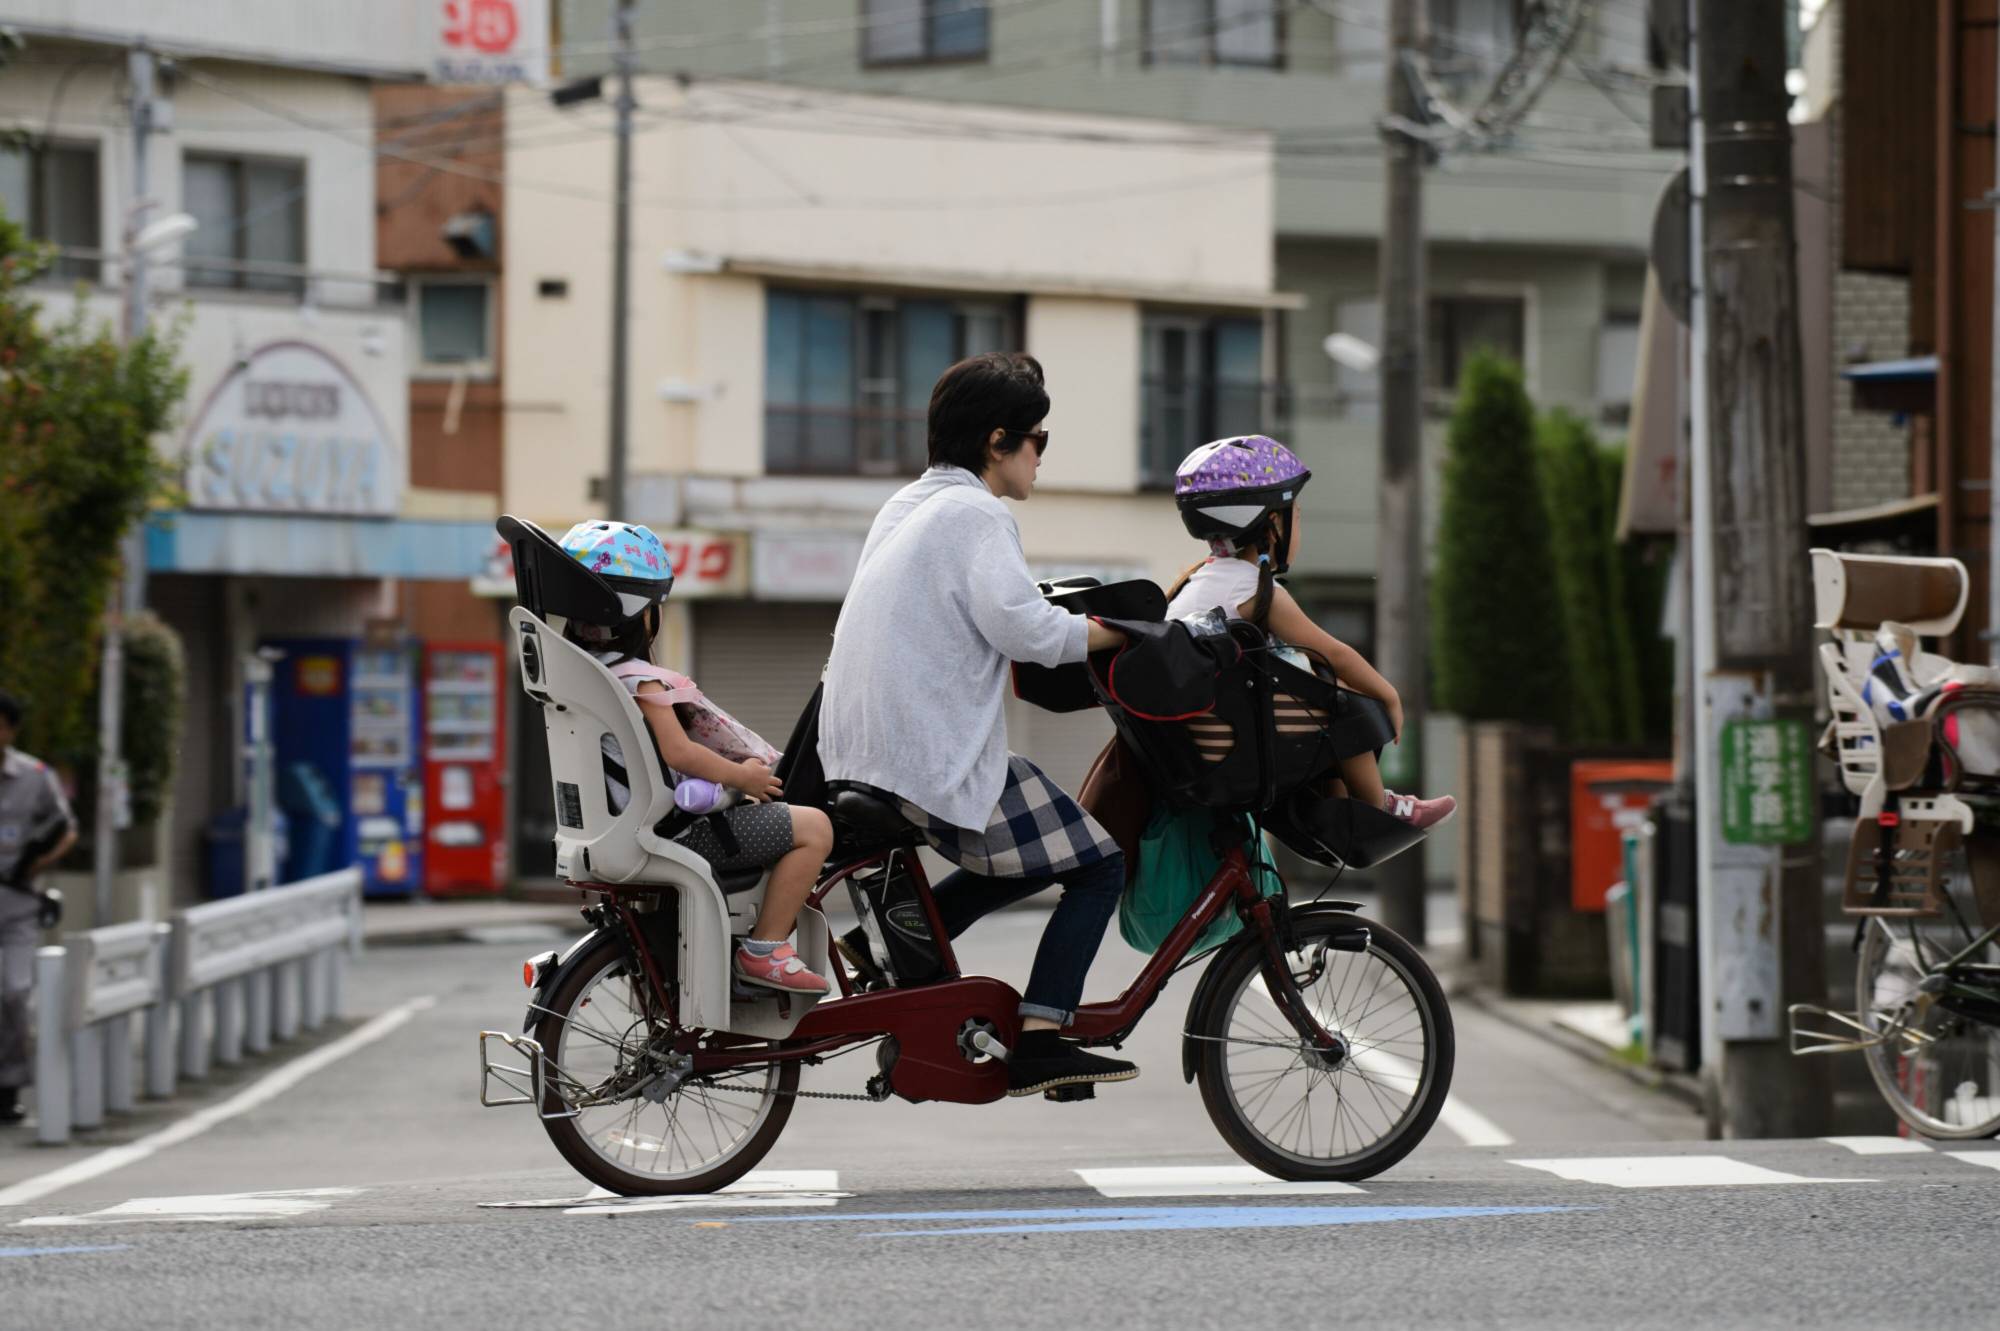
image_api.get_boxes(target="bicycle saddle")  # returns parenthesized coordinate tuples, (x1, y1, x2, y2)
(826, 783, 922, 846)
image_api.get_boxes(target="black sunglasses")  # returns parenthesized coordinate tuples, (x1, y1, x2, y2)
(1004, 428, 1049, 457)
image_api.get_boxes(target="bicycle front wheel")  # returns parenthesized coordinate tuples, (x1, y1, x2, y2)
(1193, 911, 1454, 1181)
(1857, 855, 2000, 1139)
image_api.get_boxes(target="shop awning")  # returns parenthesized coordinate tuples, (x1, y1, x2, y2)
(145, 511, 497, 580)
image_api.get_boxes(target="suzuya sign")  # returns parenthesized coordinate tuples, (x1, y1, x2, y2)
(183, 341, 403, 517)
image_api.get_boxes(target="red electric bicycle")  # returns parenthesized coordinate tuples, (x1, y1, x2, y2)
(479, 526, 1453, 1195)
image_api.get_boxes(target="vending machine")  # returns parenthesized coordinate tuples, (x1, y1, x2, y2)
(421, 643, 508, 896)
(267, 637, 425, 898)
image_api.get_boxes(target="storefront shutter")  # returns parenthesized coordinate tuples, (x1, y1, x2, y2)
(691, 602, 842, 753)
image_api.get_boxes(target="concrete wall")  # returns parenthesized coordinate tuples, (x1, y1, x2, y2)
(559, 0, 1670, 248)
(7, 1, 428, 76)
(0, 56, 384, 311)
(503, 78, 1276, 534)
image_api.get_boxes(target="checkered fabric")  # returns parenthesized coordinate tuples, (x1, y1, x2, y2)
(895, 754, 1119, 878)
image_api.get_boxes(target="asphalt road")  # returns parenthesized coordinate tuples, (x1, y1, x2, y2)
(0, 909, 1991, 1330)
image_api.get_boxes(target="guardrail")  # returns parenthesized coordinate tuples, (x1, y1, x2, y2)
(33, 868, 363, 1144)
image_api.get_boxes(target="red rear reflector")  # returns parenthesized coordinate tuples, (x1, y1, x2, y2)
(523, 961, 536, 988)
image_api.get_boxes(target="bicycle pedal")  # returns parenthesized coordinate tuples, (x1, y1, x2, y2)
(1044, 1083, 1096, 1103)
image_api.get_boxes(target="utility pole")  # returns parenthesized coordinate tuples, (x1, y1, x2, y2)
(1691, 0, 1829, 1137)
(605, 1, 636, 520)
(93, 43, 159, 925)
(1372, 0, 1428, 946)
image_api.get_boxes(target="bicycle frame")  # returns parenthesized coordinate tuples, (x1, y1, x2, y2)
(579, 836, 1337, 1108)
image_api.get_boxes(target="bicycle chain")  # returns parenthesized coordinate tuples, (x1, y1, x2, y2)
(694, 1078, 888, 1104)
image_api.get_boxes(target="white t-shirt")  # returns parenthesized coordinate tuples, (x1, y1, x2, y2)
(1167, 557, 1263, 622)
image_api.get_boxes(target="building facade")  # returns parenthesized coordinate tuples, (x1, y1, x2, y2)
(0, 5, 497, 910)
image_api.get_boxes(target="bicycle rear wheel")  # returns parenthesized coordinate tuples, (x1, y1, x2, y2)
(534, 932, 798, 1195)
(1856, 848, 2000, 1139)
(1193, 910, 1454, 1181)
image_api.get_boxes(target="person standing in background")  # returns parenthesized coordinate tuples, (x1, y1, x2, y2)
(0, 689, 78, 1126)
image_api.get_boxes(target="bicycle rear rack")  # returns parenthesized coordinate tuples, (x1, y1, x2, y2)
(478, 1030, 581, 1121)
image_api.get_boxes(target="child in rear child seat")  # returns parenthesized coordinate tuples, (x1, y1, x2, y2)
(558, 520, 834, 994)
(1165, 437, 1455, 830)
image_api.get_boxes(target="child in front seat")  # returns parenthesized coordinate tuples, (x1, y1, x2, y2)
(1165, 437, 1455, 830)
(559, 521, 835, 994)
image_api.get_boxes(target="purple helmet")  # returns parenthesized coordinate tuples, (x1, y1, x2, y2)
(1173, 436, 1311, 562)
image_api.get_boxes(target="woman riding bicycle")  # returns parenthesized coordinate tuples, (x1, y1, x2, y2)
(818, 352, 1134, 1098)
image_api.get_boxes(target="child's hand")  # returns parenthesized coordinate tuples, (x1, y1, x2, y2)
(734, 759, 783, 803)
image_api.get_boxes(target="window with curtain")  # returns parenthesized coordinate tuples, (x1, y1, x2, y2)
(862, 0, 990, 65)
(764, 287, 1014, 475)
(1140, 312, 1268, 489)
(1145, 0, 1282, 68)
(183, 153, 305, 294)
(0, 141, 101, 281)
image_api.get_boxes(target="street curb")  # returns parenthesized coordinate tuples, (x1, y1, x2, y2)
(362, 908, 583, 948)
(1449, 980, 1709, 1116)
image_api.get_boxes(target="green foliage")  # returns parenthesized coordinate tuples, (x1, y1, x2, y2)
(64, 613, 187, 834)
(1538, 409, 1642, 744)
(0, 210, 187, 821)
(1431, 351, 1566, 726)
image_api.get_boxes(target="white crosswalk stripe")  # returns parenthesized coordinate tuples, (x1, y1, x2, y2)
(16, 1188, 362, 1227)
(1509, 1157, 1874, 1188)
(1944, 1151, 2000, 1172)
(1075, 1167, 1364, 1198)
(1822, 1136, 1934, 1155)
(478, 1170, 849, 1215)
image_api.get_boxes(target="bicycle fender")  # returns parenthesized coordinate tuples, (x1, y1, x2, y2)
(523, 929, 606, 1033)
(1179, 903, 1369, 1083)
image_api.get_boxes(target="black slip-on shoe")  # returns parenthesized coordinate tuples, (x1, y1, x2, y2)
(1005, 1034, 1138, 1098)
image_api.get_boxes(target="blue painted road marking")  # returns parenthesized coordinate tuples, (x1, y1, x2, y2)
(730, 1204, 1582, 1237)
(0, 1245, 131, 1258)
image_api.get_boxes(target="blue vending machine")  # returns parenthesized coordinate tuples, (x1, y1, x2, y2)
(266, 638, 425, 898)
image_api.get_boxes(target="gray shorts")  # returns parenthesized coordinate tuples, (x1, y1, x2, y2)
(671, 802, 796, 872)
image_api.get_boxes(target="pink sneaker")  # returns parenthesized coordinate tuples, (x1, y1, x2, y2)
(733, 941, 830, 994)
(1384, 790, 1456, 830)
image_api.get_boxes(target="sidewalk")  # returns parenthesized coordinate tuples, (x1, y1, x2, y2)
(361, 898, 582, 947)
(1449, 972, 1707, 1114)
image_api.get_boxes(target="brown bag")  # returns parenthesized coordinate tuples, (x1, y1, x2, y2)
(1079, 735, 1153, 881)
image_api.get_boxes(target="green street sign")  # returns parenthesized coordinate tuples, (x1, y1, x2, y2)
(1720, 717, 1815, 845)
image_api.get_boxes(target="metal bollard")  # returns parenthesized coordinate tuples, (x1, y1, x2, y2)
(244, 968, 272, 1055)
(144, 998, 175, 1099)
(273, 959, 301, 1042)
(34, 947, 70, 1145)
(180, 990, 209, 1081)
(301, 950, 328, 1031)
(103, 1012, 134, 1115)
(214, 978, 245, 1065)
(70, 1023, 104, 1130)
(329, 945, 347, 1019)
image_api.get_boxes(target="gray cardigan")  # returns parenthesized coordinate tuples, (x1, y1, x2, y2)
(818, 467, 1090, 831)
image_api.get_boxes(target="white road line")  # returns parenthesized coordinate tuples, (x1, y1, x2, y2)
(479, 1171, 849, 1215)
(1944, 1151, 2000, 1173)
(1822, 1136, 1933, 1156)
(1075, 1166, 1364, 1198)
(1511, 1156, 1874, 1189)
(18, 1188, 361, 1227)
(1251, 978, 1515, 1149)
(0, 996, 438, 1211)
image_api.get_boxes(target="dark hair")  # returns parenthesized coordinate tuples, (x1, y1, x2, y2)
(0, 689, 19, 729)
(926, 352, 1048, 473)
(561, 606, 658, 663)
(1163, 515, 1285, 627)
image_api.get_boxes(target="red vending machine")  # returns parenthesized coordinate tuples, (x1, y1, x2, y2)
(422, 643, 508, 895)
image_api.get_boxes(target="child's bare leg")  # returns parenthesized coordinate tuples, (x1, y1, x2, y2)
(751, 806, 835, 940)
(1340, 753, 1386, 807)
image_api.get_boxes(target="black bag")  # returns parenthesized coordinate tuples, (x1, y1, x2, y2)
(772, 682, 829, 814)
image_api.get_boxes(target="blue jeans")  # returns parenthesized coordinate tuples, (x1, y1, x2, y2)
(931, 852, 1126, 1026)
